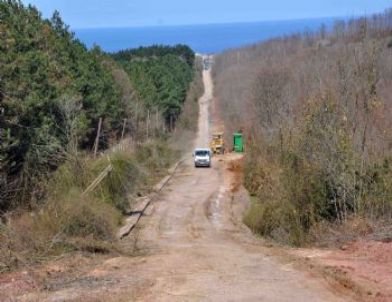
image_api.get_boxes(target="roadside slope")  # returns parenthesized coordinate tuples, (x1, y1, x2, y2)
(2, 67, 352, 302)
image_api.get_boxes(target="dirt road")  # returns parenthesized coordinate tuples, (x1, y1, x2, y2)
(9, 67, 352, 302)
(111, 69, 348, 301)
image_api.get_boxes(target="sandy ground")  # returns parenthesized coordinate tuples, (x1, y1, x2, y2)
(0, 68, 355, 302)
(292, 239, 392, 302)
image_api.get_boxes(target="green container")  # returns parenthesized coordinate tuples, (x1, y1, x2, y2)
(233, 133, 244, 153)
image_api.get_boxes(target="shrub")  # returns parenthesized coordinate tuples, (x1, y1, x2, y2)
(0, 190, 121, 271)
(135, 140, 176, 175)
(47, 192, 120, 240)
(243, 146, 308, 246)
(89, 151, 144, 213)
(0, 138, 179, 270)
(244, 199, 306, 246)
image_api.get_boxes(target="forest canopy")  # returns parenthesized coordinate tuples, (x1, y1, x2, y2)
(0, 0, 195, 211)
(111, 45, 195, 126)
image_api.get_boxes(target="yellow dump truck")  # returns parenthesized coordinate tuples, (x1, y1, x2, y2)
(210, 132, 225, 155)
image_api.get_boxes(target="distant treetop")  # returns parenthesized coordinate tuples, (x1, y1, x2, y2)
(110, 44, 195, 67)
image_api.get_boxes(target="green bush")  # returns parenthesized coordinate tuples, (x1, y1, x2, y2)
(135, 140, 177, 174)
(243, 147, 308, 246)
(90, 151, 145, 213)
(244, 199, 306, 246)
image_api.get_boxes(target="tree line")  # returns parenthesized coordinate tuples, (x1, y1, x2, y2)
(0, 0, 195, 212)
(110, 45, 194, 128)
(213, 9, 392, 245)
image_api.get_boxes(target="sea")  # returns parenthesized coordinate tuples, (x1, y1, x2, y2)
(74, 17, 337, 54)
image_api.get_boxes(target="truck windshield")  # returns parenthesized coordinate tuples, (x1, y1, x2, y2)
(195, 151, 209, 156)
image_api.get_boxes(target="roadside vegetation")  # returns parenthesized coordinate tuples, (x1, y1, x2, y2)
(110, 46, 203, 152)
(0, 0, 201, 271)
(213, 9, 392, 246)
(0, 144, 176, 271)
(0, 1, 123, 211)
(111, 45, 195, 129)
(170, 55, 204, 152)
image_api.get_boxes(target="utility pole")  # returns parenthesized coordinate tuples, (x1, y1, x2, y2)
(121, 118, 127, 141)
(146, 110, 150, 140)
(94, 117, 103, 158)
(155, 108, 159, 133)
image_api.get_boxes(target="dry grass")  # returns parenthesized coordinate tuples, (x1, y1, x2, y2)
(0, 190, 121, 272)
(0, 139, 176, 272)
(0, 56, 199, 273)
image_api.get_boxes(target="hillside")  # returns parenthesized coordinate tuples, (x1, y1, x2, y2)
(0, 1, 196, 213)
(0, 0, 201, 272)
(213, 10, 392, 245)
(2, 2, 392, 299)
(0, 1, 123, 211)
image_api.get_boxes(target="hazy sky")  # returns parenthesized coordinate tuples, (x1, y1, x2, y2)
(23, 0, 392, 28)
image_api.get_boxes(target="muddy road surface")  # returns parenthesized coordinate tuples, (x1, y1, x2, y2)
(10, 68, 351, 302)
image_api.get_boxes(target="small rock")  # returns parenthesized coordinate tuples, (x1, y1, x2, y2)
(340, 245, 349, 251)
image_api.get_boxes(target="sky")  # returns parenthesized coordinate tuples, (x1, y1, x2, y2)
(23, 0, 392, 29)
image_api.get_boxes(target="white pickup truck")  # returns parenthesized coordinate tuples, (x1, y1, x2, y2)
(193, 148, 212, 168)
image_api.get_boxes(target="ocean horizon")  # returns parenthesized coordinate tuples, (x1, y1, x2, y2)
(74, 17, 338, 54)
